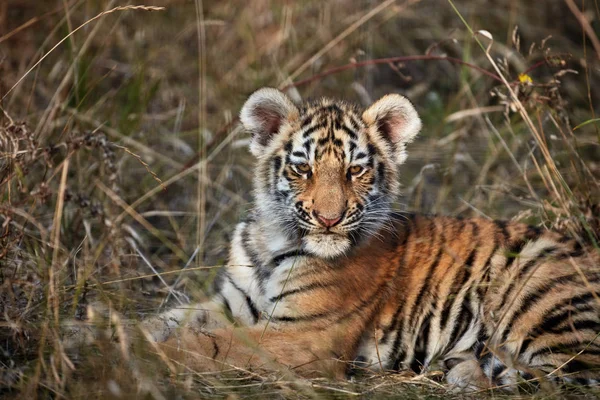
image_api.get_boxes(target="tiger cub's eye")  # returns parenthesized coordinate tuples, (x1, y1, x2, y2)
(348, 165, 364, 176)
(294, 163, 311, 174)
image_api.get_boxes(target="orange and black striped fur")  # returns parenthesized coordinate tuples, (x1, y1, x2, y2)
(147, 88, 600, 389)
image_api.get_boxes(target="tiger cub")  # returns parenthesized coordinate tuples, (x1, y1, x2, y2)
(148, 88, 600, 389)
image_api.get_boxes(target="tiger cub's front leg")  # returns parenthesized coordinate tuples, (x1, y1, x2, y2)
(142, 299, 229, 342)
(158, 322, 348, 378)
(143, 222, 256, 342)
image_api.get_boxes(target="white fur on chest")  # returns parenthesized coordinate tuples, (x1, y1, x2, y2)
(223, 221, 310, 323)
(259, 257, 308, 318)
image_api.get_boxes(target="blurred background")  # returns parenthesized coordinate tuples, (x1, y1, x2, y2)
(1, 0, 599, 397)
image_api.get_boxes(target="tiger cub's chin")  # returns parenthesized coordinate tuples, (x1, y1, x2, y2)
(303, 233, 352, 259)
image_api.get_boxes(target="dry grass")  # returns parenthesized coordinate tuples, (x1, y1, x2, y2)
(1, 0, 599, 398)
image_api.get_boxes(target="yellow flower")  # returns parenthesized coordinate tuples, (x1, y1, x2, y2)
(518, 73, 533, 84)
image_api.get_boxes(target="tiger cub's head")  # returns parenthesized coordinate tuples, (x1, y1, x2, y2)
(240, 88, 421, 259)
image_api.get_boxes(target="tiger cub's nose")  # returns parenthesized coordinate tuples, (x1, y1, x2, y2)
(313, 211, 343, 228)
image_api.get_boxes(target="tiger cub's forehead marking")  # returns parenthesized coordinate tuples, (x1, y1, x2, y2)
(288, 100, 370, 164)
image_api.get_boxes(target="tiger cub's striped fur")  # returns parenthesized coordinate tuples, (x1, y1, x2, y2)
(149, 88, 600, 389)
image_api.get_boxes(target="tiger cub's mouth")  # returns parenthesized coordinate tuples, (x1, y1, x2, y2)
(302, 231, 352, 259)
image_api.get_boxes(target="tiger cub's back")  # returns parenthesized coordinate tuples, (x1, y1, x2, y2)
(360, 213, 600, 386)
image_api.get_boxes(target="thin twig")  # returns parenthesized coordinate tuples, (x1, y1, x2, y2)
(282, 0, 417, 85)
(160, 246, 201, 310)
(95, 179, 189, 261)
(112, 143, 165, 189)
(50, 158, 70, 325)
(61, 264, 249, 290)
(133, 243, 185, 306)
(194, 0, 208, 270)
(547, 331, 600, 377)
(281, 54, 504, 91)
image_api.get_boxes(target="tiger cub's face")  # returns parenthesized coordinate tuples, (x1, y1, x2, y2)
(240, 88, 422, 258)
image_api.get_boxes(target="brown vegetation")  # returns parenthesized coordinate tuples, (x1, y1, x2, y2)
(1, 0, 599, 398)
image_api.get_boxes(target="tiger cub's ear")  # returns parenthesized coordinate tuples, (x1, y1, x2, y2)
(362, 94, 422, 164)
(240, 88, 299, 157)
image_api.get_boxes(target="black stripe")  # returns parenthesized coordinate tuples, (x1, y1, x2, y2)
(517, 246, 558, 280)
(272, 155, 282, 174)
(520, 372, 535, 381)
(520, 338, 534, 356)
(392, 348, 405, 371)
(272, 309, 334, 322)
(410, 246, 444, 326)
(495, 220, 510, 242)
(491, 362, 506, 381)
(200, 331, 219, 359)
(291, 151, 307, 158)
(274, 189, 290, 201)
(241, 226, 262, 269)
(302, 138, 314, 154)
(440, 247, 476, 330)
(349, 115, 362, 131)
(525, 226, 543, 240)
(554, 359, 597, 374)
(496, 242, 553, 311)
(392, 224, 444, 365)
(269, 281, 335, 303)
(502, 274, 600, 341)
(504, 240, 528, 268)
(271, 156, 282, 189)
(300, 114, 315, 128)
(539, 295, 597, 335)
(386, 218, 418, 365)
(367, 143, 377, 156)
(240, 225, 271, 293)
(447, 293, 474, 350)
(559, 238, 585, 260)
(302, 122, 326, 138)
(271, 249, 309, 266)
(409, 318, 430, 373)
(348, 141, 357, 158)
(355, 151, 367, 160)
(474, 333, 488, 359)
(520, 292, 598, 354)
(333, 117, 342, 131)
(548, 319, 600, 335)
(495, 244, 559, 316)
(376, 162, 385, 184)
(210, 335, 220, 359)
(417, 314, 431, 349)
(222, 297, 232, 315)
(381, 220, 413, 345)
(227, 275, 260, 323)
(328, 115, 336, 141)
(476, 239, 498, 299)
(529, 344, 600, 361)
(475, 223, 498, 289)
(340, 124, 358, 139)
(321, 103, 341, 114)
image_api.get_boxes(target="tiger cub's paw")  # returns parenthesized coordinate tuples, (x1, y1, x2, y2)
(141, 301, 230, 343)
(445, 359, 491, 392)
(62, 302, 132, 351)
